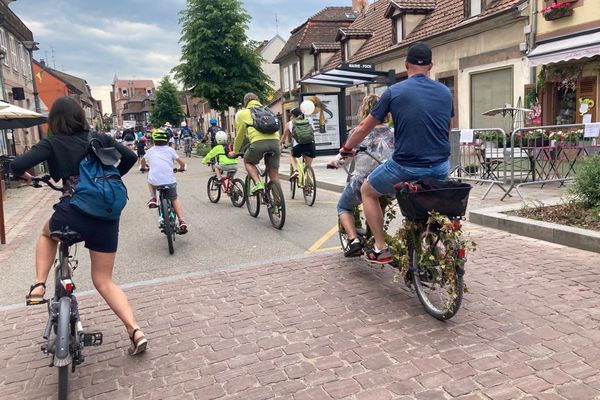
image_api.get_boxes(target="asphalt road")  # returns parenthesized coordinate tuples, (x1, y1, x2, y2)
(0, 152, 345, 307)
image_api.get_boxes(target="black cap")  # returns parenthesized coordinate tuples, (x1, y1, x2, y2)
(406, 42, 432, 66)
(290, 108, 302, 117)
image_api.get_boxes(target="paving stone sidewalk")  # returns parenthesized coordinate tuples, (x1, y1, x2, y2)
(1, 227, 599, 400)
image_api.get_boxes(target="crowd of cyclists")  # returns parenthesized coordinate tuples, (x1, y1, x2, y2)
(8, 41, 455, 356)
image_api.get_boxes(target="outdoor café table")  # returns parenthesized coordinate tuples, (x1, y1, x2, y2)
(521, 143, 598, 183)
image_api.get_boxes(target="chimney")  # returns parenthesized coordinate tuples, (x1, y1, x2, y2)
(40, 59, 46, 68)
(352, 0, 368, 14)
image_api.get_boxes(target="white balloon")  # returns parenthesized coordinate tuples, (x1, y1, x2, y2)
(300, 100, 316, 115)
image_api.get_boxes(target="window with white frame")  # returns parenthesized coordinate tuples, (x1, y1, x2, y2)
(291, 63, 299, 88)
(20, 44, 27, 77)
(0, 29, 7, 66)
(295, 62, 301, 85)
(393, 16, 403, 44)
(9, 35, 18, 71)
(283, 65, 290, 91)
(466, 0, 483, 18)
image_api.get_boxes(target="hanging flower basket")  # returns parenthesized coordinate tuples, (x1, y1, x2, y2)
(542, 2, 574, 21)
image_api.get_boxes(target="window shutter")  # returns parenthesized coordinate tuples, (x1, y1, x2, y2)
(576, 76, 597, 123)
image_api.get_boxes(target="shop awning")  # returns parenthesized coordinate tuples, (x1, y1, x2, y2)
(528, 31, 600, 67)
(300, 67, 392, 89)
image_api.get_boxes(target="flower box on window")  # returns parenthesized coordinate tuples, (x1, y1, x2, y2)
(541, 2, 574, 21)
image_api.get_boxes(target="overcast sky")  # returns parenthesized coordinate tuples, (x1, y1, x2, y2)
(12, 0, 352, 113)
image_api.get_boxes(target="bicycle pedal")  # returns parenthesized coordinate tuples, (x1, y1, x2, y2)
(83, 332, 103, 346)
(26, 299, 48, 306)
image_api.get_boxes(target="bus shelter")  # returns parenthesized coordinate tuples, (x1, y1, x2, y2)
(299, 63, 396, 154)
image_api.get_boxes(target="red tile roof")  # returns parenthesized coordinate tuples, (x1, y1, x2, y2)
(320, 0, 524, 70)
(274, 7, 356, 63)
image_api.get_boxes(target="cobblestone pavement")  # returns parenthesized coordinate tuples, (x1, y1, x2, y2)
(1, 227, 599, 400)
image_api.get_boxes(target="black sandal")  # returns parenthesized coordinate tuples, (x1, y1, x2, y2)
(26, 282, 46, 306)
(128, 328, 147, 356)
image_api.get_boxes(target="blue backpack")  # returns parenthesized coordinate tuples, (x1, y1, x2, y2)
(70, 138, 128, 221)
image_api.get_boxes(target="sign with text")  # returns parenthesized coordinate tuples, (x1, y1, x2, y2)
(341, 63, 375, 72)
(301, 93, 341, 152)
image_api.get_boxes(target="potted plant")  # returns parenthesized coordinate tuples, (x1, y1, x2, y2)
(464, 163, 479, 176)
(518, 129, 550, 148)
(541, 1, 573, 21)
(476, 131, 505, 148)
(549, 129, 584, 146)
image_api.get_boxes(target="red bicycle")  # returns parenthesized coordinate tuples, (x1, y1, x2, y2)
(207, 169, 246, 207)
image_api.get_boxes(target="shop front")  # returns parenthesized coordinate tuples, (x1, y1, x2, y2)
(528, 31, 600, 126)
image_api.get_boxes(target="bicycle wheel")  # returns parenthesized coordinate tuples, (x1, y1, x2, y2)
(302, 166, 317, 206)
(162, 198, 174, 255)
(230, 178, 246, 207)
(289, 165, 296, 199)
(266, 181, 286, 229)
(207, 176, 221, 203)
(411, 231, 464, 320)
(56, 297, 71, 400)
(245, 175, 260, 217)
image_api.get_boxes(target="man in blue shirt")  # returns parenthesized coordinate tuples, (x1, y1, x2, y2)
(339, 42, 453, 264)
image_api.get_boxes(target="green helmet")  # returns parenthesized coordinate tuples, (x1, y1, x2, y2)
(151, 129, 168, 142)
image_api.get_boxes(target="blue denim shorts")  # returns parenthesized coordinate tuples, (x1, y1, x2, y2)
(337, 183, 362, 215)
(367, 158, 450, 195)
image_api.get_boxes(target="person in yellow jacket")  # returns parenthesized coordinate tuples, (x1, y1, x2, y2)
(230, 93, 280, 194)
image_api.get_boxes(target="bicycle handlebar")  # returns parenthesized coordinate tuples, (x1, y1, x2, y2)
(18, 174, 63, 192)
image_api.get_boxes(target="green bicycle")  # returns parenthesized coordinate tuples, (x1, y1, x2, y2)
(245, 152, 286, 230)
(289, 151, 316, 206)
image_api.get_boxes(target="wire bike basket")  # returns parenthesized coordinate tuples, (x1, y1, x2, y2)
(395, 178, 472, 221)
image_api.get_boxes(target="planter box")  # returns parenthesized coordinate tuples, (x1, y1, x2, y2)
(543, 7, 573, 21)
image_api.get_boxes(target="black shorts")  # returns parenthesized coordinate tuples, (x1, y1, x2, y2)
(49, 198, 119, 253)
(155, 183, 178, 200)
(292, 143, 316, 159)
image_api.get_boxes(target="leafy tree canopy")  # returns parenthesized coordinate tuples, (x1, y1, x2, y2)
(173, 0, 272, 112)
(150, 76, 185, 127)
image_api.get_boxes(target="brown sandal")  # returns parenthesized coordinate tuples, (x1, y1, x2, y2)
(26, 282, 47, 306)
(128, 328, 147, 356)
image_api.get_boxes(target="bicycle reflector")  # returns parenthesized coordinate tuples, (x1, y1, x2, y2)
(62, 280, 74, 293)
(458, 248, 467, 259)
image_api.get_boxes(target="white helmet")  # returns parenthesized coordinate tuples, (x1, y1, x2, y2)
(215, 130, 228, 145)
(180, 121, 187, 127)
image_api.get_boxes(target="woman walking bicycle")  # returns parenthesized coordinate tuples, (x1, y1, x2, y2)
(10, 96, 148, 356)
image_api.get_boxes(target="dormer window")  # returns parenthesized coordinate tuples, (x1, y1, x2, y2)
(336, 28, 374, 61)
(393, 15, 403, 44)
(466, 0, 483, 17)
(385, 1, 434, 44)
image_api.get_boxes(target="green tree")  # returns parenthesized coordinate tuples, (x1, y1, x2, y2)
(150, 76, 185, 126)
(173, 0, 272, 116)
(102, 113, 113, 131)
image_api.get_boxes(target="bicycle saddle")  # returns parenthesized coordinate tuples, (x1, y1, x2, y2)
(51, 229, 82, 246)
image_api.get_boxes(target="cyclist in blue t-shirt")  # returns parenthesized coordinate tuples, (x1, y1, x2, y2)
(338, 42, 454, 264)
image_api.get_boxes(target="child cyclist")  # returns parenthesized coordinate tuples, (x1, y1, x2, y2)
(141, 129, 188, 234)
(202, 131, 238, 180)
(328, 94, 394, 257)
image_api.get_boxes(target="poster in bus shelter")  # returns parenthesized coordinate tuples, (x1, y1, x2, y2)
(301, 93, 341, 152)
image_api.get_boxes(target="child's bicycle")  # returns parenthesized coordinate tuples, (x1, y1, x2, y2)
(143, 167, 186, 254)
(288, 147, 316, 206)
(243, 152, 286, 230)
(22, 175, 103, 400)
(207, 163, 246, 207)
(337, 150, 472, 321)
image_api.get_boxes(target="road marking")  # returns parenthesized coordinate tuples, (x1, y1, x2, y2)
(307, 224, 339, 253)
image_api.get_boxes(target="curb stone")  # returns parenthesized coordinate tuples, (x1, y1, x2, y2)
(469, 197, 600, 253)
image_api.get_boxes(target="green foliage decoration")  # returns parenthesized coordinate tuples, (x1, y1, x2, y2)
(571, 155, 600, 207)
